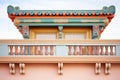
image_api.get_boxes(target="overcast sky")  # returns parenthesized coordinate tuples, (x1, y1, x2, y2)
(0, 0, 120, 39)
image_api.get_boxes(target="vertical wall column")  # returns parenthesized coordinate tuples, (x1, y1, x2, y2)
(92, 25, 100, 39)
(58, 26, 63, 39)
(19, 25, 29, 39)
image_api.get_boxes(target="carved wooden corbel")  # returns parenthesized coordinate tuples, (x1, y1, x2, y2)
(95, 63, 101, 74)
(105, 63, 111, 74)
(9, 63, 15, 74)
(58, 26, 63, 39)
(19, 63, 25, 74)
(92, 25, 100, 39)
(58, 63, 63, 75)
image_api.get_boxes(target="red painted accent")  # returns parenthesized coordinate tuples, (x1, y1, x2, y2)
(18, 12, 22, 16)
(49, 13, 52, 16)
(99, 30, 103, 34)
(56, 12, 59, 16)
(62, 12, 66, 16)
(106, 12, 110, 15)
(42, 12, 46, 16)
(77, 12, 81, 16)
(26, 12, 30, 16)
(84, 12, 88, 16)
(34, 12, 38, 16)
(92, 12, 95, 16)
(70, 12, 73, 16)
(99, 12, 103, 16)
(12, 12, 16, 16)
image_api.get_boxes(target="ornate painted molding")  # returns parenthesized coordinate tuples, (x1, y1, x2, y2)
(18, 25, 29, 39)
(92, 25, 100, 39)
(7, 5, 115, 16)
(58, 26, 63, 39)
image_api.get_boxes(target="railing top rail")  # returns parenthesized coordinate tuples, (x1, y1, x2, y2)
(0, 39, 120, 45)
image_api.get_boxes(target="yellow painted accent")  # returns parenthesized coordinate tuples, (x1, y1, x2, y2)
(104, 18, 109, 26)
(24, 19, 41, 23)
(30, 27, 58, 39)
(63, 27, 91, 39)
(14, 19, 20, 25)
(54, 19, 68, 23)
(81, 20, 100, 22)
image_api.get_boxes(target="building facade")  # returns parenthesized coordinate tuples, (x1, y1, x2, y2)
(0, 5, 120, 80)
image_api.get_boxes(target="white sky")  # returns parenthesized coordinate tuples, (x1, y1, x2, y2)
(0, 0, 120, 39)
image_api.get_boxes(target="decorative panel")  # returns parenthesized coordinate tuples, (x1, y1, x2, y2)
(36, 33, 56, 40)
(65, 33, 85, 40)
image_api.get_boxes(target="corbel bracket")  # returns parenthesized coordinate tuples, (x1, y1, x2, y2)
(9, 63, 15, 74)
(58, 63, 63, 75)
(95, 63, 101, 74)
(105, 63, 111, 74)
(19, 63, 25, 74)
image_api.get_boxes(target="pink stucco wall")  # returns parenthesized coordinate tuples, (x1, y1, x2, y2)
(0, 63, 120, 80)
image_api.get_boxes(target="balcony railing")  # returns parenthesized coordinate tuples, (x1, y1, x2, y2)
(0, 40, 120, 56)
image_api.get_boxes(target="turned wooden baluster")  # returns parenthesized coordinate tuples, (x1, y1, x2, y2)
(50, 46, 54, 55)
(9, 45, 13, 55)
(45, 46, 49, 55)
(35, 46, 38, 55)
(30, 46, 33, 55)
(39, 46, 43, 55)
(110, 46, 114, 55)
(96, 46, 100, 55)
(25, 46, 28, 55)
(79, 46, 83, 55)
(100, 46, 104, 55)
(91, 46, 93, 55)
(20, 46, 24, 55)
(87, 46, 90, 55)
(68, 46, 72, 55)
(88, 46, 93, 55)
(105, 46, 109, 55)
(15, 46, 18, 55)
(73, 46, 77, 55)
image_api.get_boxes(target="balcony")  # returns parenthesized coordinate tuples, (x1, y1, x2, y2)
(0, 39, 120, 63)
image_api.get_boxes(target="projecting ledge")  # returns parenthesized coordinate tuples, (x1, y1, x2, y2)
(0, 56, 120, 63)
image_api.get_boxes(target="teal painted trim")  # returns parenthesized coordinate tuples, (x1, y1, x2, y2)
(16, 18, 106, 23)
(0, 44, 9, 56)
(18, 23, 104, 26)
(7, 5, 115, 15)
(116, 45, 120, 56)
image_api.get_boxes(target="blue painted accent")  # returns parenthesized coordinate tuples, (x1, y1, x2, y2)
(55, 46, 68, 56)
(0, 44, 9, 56)
(116, 45, 120, 56)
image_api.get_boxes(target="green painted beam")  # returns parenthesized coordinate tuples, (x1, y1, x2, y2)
(14, 18, 107, 23)
(18, 23, 104, 26)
